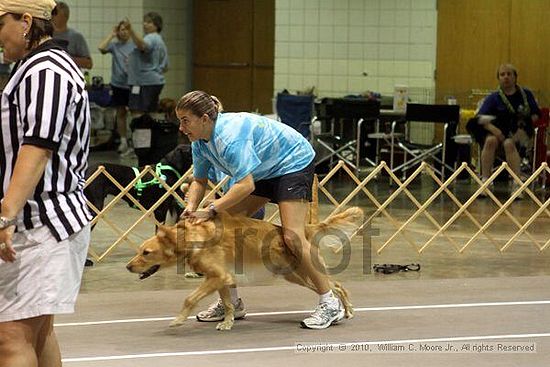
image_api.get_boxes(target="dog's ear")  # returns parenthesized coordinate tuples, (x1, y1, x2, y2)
(157, 225, 177, 247)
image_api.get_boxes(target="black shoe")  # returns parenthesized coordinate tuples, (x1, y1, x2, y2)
(85, 258, 94, 267)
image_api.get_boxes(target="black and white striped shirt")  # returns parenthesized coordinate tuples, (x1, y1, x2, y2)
(0, 41, 92, 241)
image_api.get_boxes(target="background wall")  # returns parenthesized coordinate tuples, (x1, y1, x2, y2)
(436, 0, 550, 109)
(274, 0, 437, 102)
(64, 0, 192, 101)
(67, 0, 436, 104)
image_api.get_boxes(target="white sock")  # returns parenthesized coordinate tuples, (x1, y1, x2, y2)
(319, 290, 335, 304)
(229, 287, 239, 305)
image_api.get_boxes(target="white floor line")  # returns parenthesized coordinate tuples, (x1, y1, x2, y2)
(62, 332, 550, 363)
(55, 299, 550, 327)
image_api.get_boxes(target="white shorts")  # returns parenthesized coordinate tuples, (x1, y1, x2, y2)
(0, 225, 90, 322)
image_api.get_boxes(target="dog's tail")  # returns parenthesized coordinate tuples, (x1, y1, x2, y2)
(307, 174, 319, 225)
(307, 207, 364, 253)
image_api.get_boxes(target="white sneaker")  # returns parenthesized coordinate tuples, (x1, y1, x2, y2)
(301, 298, 345, 329)
(120, 147, 135, 158)
(196, 298, 246, 322)
(117, 138, 128, 154)
(478, 179, 494, 198)
(511, 182, 525, 200)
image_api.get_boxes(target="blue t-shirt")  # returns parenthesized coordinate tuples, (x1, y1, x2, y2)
(127, 32, 168, 86)
(192, 112, 315, 182)
(105, 40, 135, 88)
(477, 86, 540, 136)
(478, 86, 540, 118)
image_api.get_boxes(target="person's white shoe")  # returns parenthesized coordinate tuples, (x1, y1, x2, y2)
(478, 179, 493, 198)
(120, 147, 135, 158)
(300, 298, 345, 329)
(511, 182, 525, 200)
(117, 138, 128, 154)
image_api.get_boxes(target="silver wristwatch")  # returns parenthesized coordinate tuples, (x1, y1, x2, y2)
(208, 203, 217, 218)
(0, 216, 16, 229)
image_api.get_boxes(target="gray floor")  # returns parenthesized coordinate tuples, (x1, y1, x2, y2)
(57, 150, 550, 366)
(58, 277, 550, 366)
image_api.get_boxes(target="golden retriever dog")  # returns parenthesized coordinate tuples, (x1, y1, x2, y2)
(126, 207, 363, 331)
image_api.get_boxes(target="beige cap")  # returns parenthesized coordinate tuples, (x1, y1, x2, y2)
(0, 0, 57, 20)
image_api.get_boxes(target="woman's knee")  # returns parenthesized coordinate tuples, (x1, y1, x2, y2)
(502, 139, 518, 153)
(0, 324, 29, 356)
(483, 136, 499, 150)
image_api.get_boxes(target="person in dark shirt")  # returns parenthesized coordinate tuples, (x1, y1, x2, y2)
(475, 63, 540, 191)
(51, 1, 93, 69)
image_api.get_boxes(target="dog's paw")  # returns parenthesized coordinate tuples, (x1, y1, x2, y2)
(169, 316, 187, 327)
(345, 309, 355, 319)
(216, 320, 234, 331)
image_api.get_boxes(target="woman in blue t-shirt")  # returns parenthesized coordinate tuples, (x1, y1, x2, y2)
(175, 90, 344, 330)
(98, 20, 135, 154)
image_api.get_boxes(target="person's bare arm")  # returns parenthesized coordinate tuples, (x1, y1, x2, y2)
(126, 21, 148, 51)
(0, 145, 51, 262)
(98, 28, 116, 54)
(184, 177, 208, 213)
(73, 56, 93, 69)
(209, 174, 255, 212)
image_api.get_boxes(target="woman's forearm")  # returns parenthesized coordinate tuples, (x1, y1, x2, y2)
(186, 179, 207, 211)
(212, 174, 254, 212)
(1, 145, 51, 219)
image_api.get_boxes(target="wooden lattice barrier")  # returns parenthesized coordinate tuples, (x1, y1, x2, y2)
(86, 160, 550, 263)
(316, 160, 550, 254)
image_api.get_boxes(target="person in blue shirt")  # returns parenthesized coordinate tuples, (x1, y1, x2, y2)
(51, 2, 93, 69)
(175, 90, 345, 330)
(126, 12, 168, 115)
(123, 12, 168, 157)
(475, 63, 540, 192)
(98, 20, 135, 154)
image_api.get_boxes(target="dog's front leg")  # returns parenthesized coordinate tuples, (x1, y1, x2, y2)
(170, 277, 223, 327)
(216, 287, 235, 331)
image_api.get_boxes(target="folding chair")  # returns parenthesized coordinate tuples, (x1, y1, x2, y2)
(390, 103, 459, 179)
(275, 93, 315, 139)
(533, 107, 549, 172)
(315, 98, 380, 172)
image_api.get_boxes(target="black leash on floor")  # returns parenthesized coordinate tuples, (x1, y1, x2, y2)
(373, 263, 421, 274)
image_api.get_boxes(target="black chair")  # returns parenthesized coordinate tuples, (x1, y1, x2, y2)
(275, 93, 315, 139)
(390, 103, 459, 179)
(315, 98, 380, 172)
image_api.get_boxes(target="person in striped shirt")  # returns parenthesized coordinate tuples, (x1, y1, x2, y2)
(175, 90, 346, 330)
(0, 1, 92, 365)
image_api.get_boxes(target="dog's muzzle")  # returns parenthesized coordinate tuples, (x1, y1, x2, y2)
(138, 265, 161, 280)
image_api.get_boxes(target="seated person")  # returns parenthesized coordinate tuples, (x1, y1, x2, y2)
(470, 63, 540, 189)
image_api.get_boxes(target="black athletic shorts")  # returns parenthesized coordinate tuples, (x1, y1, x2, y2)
(251, 160, 315, 204)
(128, 84, 163, 112)
(110, 85, 130, 107)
